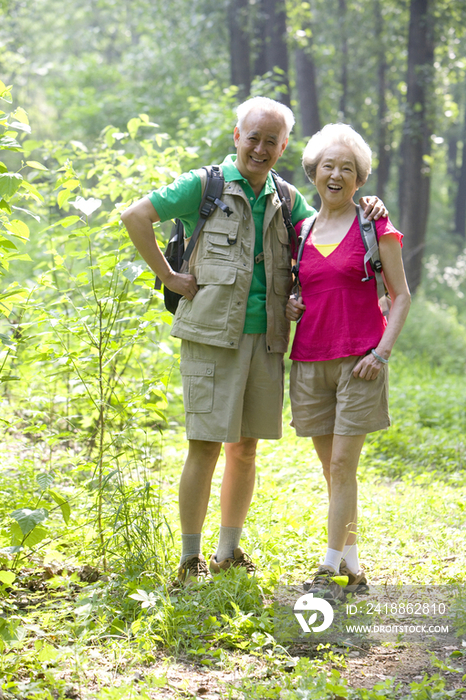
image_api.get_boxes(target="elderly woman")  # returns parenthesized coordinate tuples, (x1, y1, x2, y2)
(287, 124, 411, 601)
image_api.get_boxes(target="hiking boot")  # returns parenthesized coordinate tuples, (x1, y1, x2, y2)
(177, 554, 212, 585)
(209, 547, 256, 575)
(302, 565, 345, 602)
(339, 559, 369, 594)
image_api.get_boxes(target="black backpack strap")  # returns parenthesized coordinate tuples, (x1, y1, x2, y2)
(356, 205, 390, 317)
(270, 170, 298, 250)
(291, 214, 317, 296)
(180, 165, 231, 271)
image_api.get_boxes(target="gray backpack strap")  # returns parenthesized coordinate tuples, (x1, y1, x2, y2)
(356, 205, 390, 318)
(180, 165, 231, 272)
(291, 214, 317, 296)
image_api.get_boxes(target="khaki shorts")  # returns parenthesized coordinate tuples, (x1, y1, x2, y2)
(290, 356, 390, 437)
(180, 334, 284, 443)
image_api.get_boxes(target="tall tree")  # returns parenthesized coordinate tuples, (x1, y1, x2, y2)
(253, 0, 291, 107)
(228, 0, 251, 99)
(338, 0, 348, 119)
(374, 0, 390, 199)
(454, 98, 466, 238)
(399, 0, 435, 293)
(295, 26, 321, 139)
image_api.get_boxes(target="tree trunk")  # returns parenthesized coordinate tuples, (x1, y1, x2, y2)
(228, 0, 251, 99)
(253, 0, 290, 108)
(398, 0, 435, 293)
(295, 28, 321, 139)
(454, 101, 466, 238)
(338, 0, 348, 119)
(253, 0, 268, 77)
(375, 0, 390, 199)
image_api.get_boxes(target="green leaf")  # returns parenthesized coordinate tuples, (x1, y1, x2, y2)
(11, 205, 40, 222)
(0, 173, 23, 198)
(19, 180, 44, 201)
(0, 135, 22, 151)
(26, 160, 48, 171)
(10, 121, 31, 134)
(0, 571, 15, 586)
(57, 188, 71, 208)
(59, 215, 81, 228)
(5, 219, 29, 240)
(36, 472, 54, 490)
(22, 525, 48, 548)
(49, 489, 71, 525)
(127, 117, 141, 139)
(11, 508, 48, 536)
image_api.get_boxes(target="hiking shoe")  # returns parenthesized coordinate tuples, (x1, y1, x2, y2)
(302, 565, 345, 602)
(177, 554, 212, 585)
(209, 547, 256, 575)
(339, 559, 369, 594)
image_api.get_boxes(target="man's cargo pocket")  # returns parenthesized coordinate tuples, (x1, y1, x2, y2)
(179, 359, 215, 413)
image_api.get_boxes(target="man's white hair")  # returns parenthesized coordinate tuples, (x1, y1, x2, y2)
(302, 123, 372, 185)
(236, 97, 295, 138)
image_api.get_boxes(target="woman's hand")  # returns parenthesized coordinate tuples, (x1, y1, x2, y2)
(286, 295, 306, 322)
(352, 352, 387, 381)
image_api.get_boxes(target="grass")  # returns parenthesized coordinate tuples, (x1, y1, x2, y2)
(1, 355, 466, 698)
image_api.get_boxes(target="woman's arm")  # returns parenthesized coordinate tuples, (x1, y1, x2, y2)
(353, 234, 411, 380)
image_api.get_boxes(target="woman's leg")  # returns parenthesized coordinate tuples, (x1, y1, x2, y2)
(312, 433, 366, 551)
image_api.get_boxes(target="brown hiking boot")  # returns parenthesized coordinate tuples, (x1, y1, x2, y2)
(339, 559, 369, 594)
(302, 565, 345, 602)
(177, 554, 212, 585)
(209, 547, 256, 575)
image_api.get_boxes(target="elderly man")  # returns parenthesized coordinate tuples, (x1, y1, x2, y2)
(121, 97, 385, 583)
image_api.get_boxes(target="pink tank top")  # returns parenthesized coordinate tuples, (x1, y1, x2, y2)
(290, 216, 403, 362)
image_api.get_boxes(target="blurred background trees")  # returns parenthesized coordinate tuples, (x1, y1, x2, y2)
(1, 0, 466, 296)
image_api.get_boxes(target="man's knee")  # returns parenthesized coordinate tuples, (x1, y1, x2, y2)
(226, 437, 258, 463)
(187, 439, 222, 465)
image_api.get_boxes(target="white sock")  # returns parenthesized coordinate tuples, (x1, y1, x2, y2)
(342, 543, 360, 574)
(180, 533, 202, 566)
(215, 526, 242, 562)
(323, 547, 343, 573)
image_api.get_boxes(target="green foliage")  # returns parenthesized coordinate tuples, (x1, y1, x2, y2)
(395, 293, 466, 373)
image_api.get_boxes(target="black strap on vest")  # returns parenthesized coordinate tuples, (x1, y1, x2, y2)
(270, 170, 298, 250)
(180, 165, 232, 271)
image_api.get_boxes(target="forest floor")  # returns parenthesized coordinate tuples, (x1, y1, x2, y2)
(2, 415, 466, 700)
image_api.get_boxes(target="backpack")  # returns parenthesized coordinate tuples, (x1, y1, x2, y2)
(292, 205, 390, 317)
(156, 165, 296, 314)
(155, 165, 231, 314)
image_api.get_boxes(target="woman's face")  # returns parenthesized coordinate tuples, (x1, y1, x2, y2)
(314, 143, 360, 208)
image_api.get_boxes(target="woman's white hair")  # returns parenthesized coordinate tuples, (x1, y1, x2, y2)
(236, 97, 295, 138)
(302, 123, 372, 185)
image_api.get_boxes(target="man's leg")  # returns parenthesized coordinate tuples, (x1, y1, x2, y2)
(179, 438, 222, 539)
(221, 436, 258, 527)
(212, 436, 258, 566)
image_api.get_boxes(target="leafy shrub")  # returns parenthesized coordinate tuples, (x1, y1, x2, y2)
(395, 293, 466, 373)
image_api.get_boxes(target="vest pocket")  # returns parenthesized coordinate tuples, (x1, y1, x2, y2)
(180, 359, 215, 413)
(184, 264, 237, 330)
(203, 219, 240, 261)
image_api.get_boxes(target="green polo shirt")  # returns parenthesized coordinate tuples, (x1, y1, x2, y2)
(149, 155, 315, 333)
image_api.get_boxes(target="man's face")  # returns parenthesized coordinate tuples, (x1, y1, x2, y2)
(233, 109, 288, 187)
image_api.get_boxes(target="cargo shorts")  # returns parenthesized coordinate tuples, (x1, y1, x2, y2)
(290, 355, 390, 437)
(180, 334, 285, 443)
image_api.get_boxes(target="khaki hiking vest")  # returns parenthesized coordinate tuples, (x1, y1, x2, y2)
(171, 168, 296, 353)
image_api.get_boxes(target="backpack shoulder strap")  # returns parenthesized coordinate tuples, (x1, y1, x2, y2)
(292, 214, 317, 293)
(356, 205, 390, 317)
(181, 165, 231, 270)
(270, 170, 298, 249)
